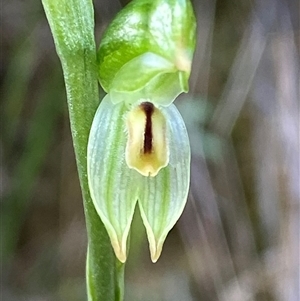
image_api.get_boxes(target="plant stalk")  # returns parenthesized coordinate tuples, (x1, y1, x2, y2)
(41, 0, 123, 300)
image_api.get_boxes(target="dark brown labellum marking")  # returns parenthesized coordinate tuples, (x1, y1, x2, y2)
(140, 102, 154, 154)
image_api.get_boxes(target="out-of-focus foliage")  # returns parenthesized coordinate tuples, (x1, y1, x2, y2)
(1, 0, 299, 300)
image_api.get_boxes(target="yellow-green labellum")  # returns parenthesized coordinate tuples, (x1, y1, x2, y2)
(125, 101, 169, 177)
(87, 94, 190, 262)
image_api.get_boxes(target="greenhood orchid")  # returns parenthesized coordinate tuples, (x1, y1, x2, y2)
(87, 0, 196, 262)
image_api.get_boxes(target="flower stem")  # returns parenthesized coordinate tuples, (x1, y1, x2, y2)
(41, 0, 122, 299)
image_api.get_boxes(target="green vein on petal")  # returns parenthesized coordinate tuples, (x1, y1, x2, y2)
(138, 103, 190, 262)
(87, 94, 140, 262)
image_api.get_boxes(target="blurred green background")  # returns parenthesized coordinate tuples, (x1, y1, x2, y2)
(1, 0, 299, 300)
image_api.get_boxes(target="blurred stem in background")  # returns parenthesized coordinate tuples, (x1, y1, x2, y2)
(1, 69, 63, 259)
(41, 0, 122, 300)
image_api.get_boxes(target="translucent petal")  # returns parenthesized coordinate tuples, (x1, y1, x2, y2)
(87, 94, 140, 262)
(148, 0, 196, 68)
(110, 52, 175, 96)
(110, 52, 186, 106)
(137, 104, 190, 262)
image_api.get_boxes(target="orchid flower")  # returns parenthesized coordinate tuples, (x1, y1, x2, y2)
(87, 0, 196, 263)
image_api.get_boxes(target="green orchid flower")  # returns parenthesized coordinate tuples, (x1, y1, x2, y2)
(87, 0, 196, 263)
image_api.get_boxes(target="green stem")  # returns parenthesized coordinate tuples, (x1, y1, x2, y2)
(41, 0, 123, 300)
(115, 261, 125, 301)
